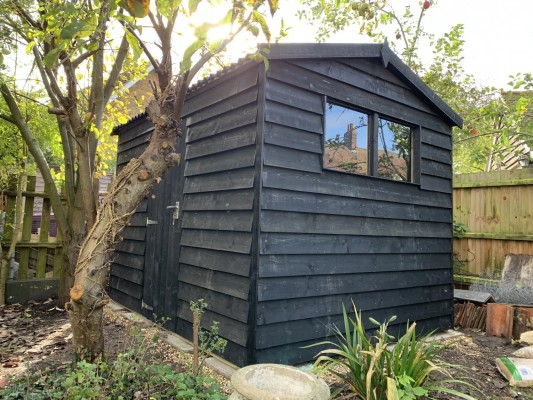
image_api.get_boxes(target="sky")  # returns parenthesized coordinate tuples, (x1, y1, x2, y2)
(271, 0, 533, 90)
(6, 0, 532, 93)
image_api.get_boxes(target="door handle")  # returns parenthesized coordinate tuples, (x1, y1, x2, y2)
(166, 202, 180, 224)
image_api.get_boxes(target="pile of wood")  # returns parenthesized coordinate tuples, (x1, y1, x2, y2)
(454, 288, 493, 330)
(454, 302, 487, 330)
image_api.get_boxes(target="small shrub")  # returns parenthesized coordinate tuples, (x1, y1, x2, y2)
(453, 221, 468, 238)
(1, 315, 227, 400)
(308, 302, 476, 400)
(190, 299, 228, 377)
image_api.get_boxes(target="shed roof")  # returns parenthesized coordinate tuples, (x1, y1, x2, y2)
(113, 42, 462, 133)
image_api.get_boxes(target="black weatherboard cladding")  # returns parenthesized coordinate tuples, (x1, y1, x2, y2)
(177, 62, 261, 366)
(109, 42, 460, 366)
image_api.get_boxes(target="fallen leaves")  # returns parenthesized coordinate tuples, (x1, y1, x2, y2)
(3, 359, 19, 368)
(0, 300, 69, 377)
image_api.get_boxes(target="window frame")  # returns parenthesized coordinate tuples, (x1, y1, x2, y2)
(323, 97, 420, 184)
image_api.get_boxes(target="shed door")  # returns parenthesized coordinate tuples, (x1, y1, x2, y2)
(142, 138, 186, 330)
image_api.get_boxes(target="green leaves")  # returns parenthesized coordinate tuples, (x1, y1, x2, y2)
(43, 48, 62, 68)
(180, 39, 204, 73)
(25, 41, 35, 55)
(155, 0, 181, 18)
(125, 30, 143, 59)
(60, 20, 95, 40)
(194, 8, 233, 40)
(267, 0, 278, 16)
(0, 48, 8, 66)
(188, 0, 201, 14)
(252, 10, 270, 42)
(122, 0, 151, 18)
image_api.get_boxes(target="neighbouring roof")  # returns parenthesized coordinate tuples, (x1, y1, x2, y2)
(492, 90, 533, 170)
(113, 42, 463, 134)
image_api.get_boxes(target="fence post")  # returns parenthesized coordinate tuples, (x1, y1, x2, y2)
(2, 179, 17, 242)
(17, 176, 36, 279)
(36, 182, 52, 278)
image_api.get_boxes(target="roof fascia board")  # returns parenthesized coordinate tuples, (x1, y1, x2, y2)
(266, 43, 382, 60)
(381, 41, 463, 128)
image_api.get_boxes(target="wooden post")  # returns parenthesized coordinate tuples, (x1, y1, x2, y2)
(36, 182, 52, 277)
(18, 176, 36, 279)
(193, 311, 199, 375)
(2, 179, 17, 242)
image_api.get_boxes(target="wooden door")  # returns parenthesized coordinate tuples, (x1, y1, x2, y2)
(142, 137, 186, 330)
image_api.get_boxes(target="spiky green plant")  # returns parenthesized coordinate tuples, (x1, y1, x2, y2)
(308, 302, 476, 400)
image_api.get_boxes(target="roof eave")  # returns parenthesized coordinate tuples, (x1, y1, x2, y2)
(266, 42, 383, 60)
(380, 41, 463, 128)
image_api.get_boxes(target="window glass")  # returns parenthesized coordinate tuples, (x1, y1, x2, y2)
(324, 103, 368, 175)
(377, 117, 411, 181)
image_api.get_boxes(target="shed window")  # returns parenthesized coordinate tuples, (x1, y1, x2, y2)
(377, 117, 411, 181)
(324, 101, 414, 182)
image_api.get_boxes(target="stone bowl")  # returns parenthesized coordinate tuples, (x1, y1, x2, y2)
(228, 363, 330, 400)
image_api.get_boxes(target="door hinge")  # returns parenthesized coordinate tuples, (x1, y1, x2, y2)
(146, 218, 158, 226)
(141, 299, 154, 311)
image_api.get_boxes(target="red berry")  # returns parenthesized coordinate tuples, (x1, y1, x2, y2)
(470, 129, 478, 135)
(395, 32, 401, 39)
(423, 0, 430, 9)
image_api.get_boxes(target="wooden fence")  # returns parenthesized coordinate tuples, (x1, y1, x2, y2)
(1, 176, 63, 282)
(453, 168, 533, 277)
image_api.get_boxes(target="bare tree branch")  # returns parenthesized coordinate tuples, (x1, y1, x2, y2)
(48, 107, 67, 115)
(62, 58, 98, 228)
(0, 113, 16, 124)
(148, 11, 164, 37)
(71, 50, 97, 69)
(32, 47, 61, 106)
(123, 22, 159, 70)
(3, 14, 32, 42)
(13, 0, 41, 29)
(103, 34, 130, 106)
(32, 46, 76, 205)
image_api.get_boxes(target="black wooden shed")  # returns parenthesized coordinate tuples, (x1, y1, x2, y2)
(109, 42, 462, 367)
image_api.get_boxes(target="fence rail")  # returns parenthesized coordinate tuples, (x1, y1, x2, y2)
(453, 168, 533, 277)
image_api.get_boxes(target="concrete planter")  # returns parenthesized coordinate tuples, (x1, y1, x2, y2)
(228, 363, 330, 400)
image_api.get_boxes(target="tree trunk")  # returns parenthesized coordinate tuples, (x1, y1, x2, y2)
(58, 187, 89, 305)
(68, 99, 182, 360)
(58, 231, 85, 305)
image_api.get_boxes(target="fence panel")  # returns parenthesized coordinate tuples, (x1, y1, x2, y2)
(453, 169, 533, 276)
(1, 177, 63, 282)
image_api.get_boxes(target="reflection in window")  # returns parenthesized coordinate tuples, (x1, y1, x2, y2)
(377, 118, 411, 181)
(324, 103, 368, 175)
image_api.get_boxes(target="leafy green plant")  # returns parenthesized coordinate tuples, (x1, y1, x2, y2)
(308, 302, 476, 400)
(1, 316, 227, 400)
(453, 221, 468, 238)
(1, 367, 63, 399)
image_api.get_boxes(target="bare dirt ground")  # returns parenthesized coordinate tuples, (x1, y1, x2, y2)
(2, 300, 533, 399)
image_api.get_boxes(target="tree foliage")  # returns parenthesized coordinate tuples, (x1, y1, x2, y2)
(0, 91, 62, 184)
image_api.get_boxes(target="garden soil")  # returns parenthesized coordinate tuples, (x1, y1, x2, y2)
(2, 300, 533, 399)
